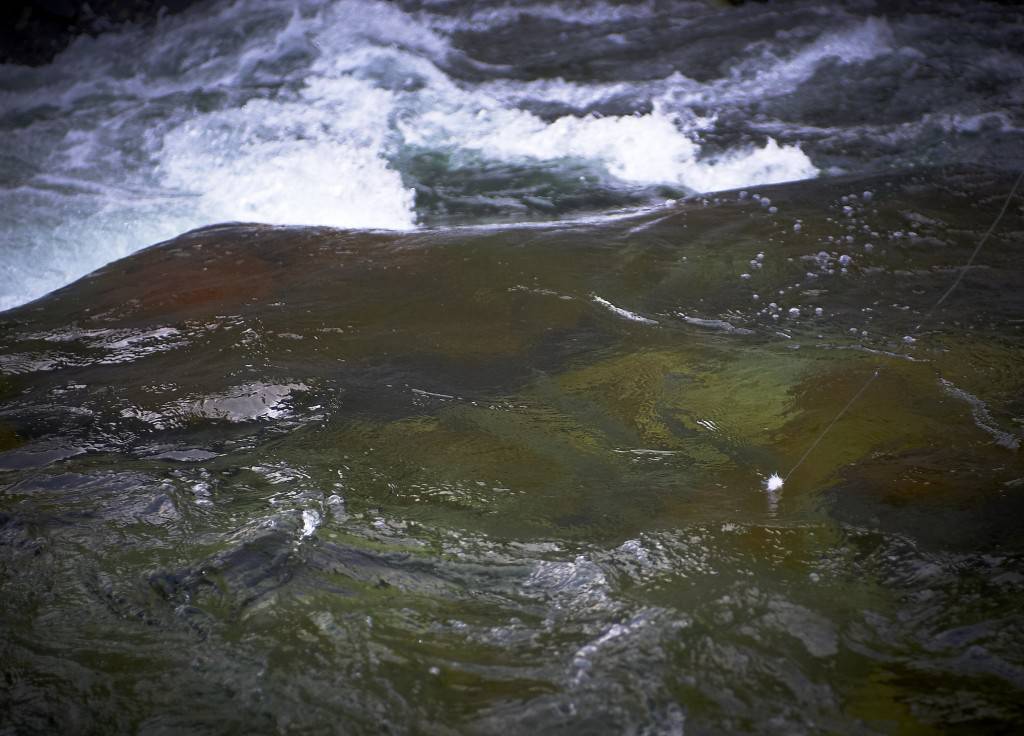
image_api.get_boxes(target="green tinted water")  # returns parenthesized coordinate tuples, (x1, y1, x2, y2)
(1, 168, 1023, 733)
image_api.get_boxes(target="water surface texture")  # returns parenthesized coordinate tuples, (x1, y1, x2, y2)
(2, 1, 1024, 734)
(1, 0, 1022, 308)
(3, 168, 1024, 733)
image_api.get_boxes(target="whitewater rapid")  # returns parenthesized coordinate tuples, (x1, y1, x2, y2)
(1, 0, 1021, 311)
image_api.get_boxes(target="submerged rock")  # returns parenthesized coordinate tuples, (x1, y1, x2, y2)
(2, 168, 1023, 733)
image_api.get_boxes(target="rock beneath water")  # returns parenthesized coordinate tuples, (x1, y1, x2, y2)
(2, 167, 1022, 532)
(2, 168, 1024, 733)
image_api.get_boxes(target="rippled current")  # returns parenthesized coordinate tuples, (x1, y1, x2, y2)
(2, 1, 1024, 734)
(3, 167, 1024, 733)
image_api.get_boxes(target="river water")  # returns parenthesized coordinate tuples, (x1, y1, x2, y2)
(1, 1, 1024, 733)
(1, 0, 1023, 310)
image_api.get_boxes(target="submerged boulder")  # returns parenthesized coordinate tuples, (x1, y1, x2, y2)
(1, 168, 1023, 733)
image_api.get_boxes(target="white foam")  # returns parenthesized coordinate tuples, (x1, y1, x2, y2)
(761, 17, 894, 89)
(939, 379, 1020, 450)
(592, 296, 658, 325)
(300, 508, 322, 539)
(0, 0, 427, 310)
(157, 91, 416, 230)
(401, 103, 816, 192)
(0, 2, 910, 312)
(660, 17, 895, 111)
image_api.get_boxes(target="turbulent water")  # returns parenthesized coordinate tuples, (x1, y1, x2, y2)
(2, 1, 1024, 733)
(1, 0, 1023, 310)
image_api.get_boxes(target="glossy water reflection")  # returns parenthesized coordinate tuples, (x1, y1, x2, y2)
(1, 168, 1023, 733)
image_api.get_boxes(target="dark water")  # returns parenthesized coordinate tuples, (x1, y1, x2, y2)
(3, 0, 1024, 732)
(2, 0, 1023, 308)
(2, 165, 1024, 733)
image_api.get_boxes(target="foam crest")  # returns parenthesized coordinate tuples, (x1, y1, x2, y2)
(772, 16, 894, 82)
(8, 0, 1003, 313)
(157, 85, 416, 230)
(402, 104, 816, 191)
(475, 76, 639, 111)
(313, 0, 451, 60)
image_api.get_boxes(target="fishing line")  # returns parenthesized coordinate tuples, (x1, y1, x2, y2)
(920, 170, 1024, 327)
(771, 169, 1024, 490)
